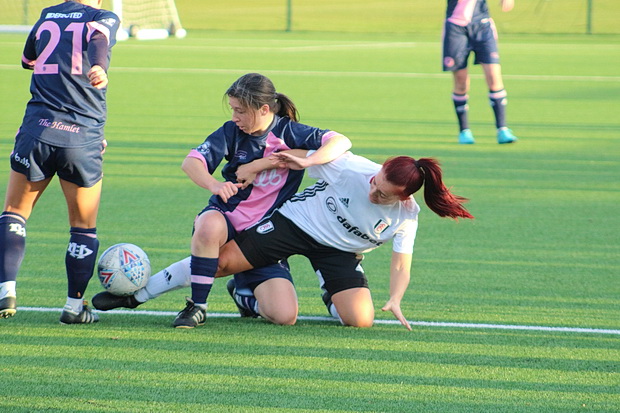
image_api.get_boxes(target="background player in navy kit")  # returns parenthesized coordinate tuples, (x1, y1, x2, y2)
(443, 0, 518, 144)
(0, 0, 119, 323)
(92, 73, 352, 327)
(173, 151, 473, 330)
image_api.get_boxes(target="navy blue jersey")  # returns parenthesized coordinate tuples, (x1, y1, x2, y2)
(19, 1, 119, 147)
(188, 115, 340, 231)
(446, 0, 490, 26)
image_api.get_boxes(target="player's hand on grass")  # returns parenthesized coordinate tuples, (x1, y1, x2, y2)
(88, 65, 108, 89)
(382, 299, 412, 331)
(270, 151, 309, 170)
(212, 181, 243, 203)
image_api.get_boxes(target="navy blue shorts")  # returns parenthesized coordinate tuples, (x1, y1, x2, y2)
(198, 205, 293, 293)
(10, 130, 104, 187)
(442, 18, 500, 71)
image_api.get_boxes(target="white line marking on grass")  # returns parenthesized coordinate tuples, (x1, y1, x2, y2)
(109, 67, 620, 83)
(18, 306, 620, 335)
(1, 65, 619, 82)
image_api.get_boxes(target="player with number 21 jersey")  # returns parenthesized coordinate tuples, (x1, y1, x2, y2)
(19, 1, 119, 147)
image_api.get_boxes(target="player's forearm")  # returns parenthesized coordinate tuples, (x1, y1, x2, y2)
(87, 32, 110, 71)
(305, 134, 352, 167)
(181, 157, 220, 192)
(246, 149, 309, 173)
(389, 252, 412, 302)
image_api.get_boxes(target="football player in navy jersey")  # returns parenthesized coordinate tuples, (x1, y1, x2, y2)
(92, 73, 352, 328)
(0, 0, 119, 323)
(442, 0, 518, 144)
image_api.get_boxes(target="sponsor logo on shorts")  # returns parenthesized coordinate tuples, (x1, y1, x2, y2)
(256, 220, 274, 234)
(444, 56, 455, 68)
(12, 152, 30, 169)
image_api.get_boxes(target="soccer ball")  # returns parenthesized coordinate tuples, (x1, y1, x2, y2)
(97, 243, 151, 296)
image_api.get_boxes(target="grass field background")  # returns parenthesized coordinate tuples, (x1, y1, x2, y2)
(0, 7, 619, 413)
(2, 0, 620, 34)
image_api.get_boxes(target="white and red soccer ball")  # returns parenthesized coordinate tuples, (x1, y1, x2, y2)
(97, 243, 151, 296)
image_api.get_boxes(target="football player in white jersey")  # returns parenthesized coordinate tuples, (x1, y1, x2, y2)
(198, 151, 474, 330)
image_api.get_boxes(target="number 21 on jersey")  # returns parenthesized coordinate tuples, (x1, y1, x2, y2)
(34, 21, 85, 75)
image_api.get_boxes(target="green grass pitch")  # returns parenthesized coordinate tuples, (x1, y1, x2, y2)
(0, 25, 619, 413)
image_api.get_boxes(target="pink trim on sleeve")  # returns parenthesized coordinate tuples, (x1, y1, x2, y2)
(22, 55, 36, 67)
(186, 149, 208, 171)
(321, 130, 341, 145)
(86, 21, 111, 44)
(447, 0, 477, 26)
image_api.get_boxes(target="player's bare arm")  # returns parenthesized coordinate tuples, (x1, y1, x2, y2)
(182, 157, 242, 202)
(381, 251, 413, 331)
(236, 149, 309, 188)
(270, 133, 352, 170)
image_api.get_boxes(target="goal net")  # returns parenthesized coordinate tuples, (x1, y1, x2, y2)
(0, 0, 185, 40)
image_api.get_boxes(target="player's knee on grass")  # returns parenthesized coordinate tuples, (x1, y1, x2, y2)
(331, 288, 374, 328)
(254, 278, 298, 325)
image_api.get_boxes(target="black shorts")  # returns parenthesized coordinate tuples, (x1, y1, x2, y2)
(10, 130, 104, 187)
(198, 205, 293, 293)
(235, 211, 368, 295)
(442, 18, 500, 71)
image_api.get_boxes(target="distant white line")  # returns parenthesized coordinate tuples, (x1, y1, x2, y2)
(18, 306, 620, 335)
(0, 64, 618, 82)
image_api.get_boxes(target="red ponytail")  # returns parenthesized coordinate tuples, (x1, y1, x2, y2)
(382, 156, 473, 220)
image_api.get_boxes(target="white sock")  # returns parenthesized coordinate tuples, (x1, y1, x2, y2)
(134, 256, 191, 303)
(65, 297, 84, 313)
(328, 303, 345, 325)
(0, 281, 16, 299)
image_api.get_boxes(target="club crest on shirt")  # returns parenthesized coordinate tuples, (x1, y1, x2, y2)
(374, 219, 389, 234)
(100, 18, 117, 27)
(197, 142, 211, 154)
(325, 196, 337, 213)
(257, 220, 274, 234)
(234, 150, 248, 161)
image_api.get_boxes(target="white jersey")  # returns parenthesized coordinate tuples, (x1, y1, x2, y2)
(278, 152, 420, 254)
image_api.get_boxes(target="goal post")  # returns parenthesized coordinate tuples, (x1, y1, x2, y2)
(113, 0, 186, 40)
(0, 0, 186, 39)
